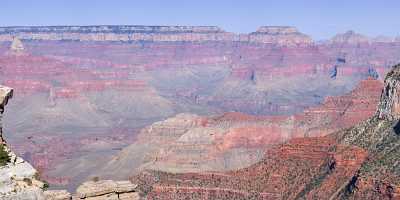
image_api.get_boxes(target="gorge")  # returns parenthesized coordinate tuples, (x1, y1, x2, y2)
(0, 25, 399, 199)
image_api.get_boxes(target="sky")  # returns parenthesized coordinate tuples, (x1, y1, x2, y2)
(0, 0, 399, 40)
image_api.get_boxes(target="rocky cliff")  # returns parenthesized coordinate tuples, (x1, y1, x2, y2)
(336, 64, 400, 199)
(2, 26, 400, 191)
(0, 25, 312, 46)
(0, 85, 141, 199)
(0, 86, 47, 200)
(87, 77, 382, 185)
(134, 64, 400, 199)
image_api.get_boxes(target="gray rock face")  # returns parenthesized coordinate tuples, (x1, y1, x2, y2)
(44, 190, 71, 200)
(376, 64, 400, 120)
(0, 86, 13, 142)
(75, 180, 139, 200)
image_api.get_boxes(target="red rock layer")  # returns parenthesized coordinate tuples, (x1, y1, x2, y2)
(352, 178, 400, 199)
(217, 78, 383, 151)
(136, 137, 368, 199)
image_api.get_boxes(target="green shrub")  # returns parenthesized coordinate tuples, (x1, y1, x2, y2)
(0, 144, 10, 166)
(43, 181, 50, 190)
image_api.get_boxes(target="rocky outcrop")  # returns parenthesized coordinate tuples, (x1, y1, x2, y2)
(10, 37, 24, 53)
(335, 64, 400, 199)
(1, 26, 400, 191)
(93, 77, 382, 183)
(74, 180, 139, 200)
(376, 64, 400, 120)
(0, 86, 13, 142)
(248, 26, 313, 46)
(44, 190, 71, 200)
(0, 85, 141, 200)
(0, 86, 46, 200)
(134, 64, 400, 199)
(135, 137, 368, 199)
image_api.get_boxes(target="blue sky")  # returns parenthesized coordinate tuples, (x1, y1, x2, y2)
(0, 0, 399, 39)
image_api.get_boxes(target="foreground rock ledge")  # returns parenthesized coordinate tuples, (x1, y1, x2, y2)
(75, 180, 139, 199)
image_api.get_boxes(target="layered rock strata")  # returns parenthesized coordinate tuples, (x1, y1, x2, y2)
(92, 77, 382, 182)
(0, 26, 312, 46)
(134, 64, 400, 199)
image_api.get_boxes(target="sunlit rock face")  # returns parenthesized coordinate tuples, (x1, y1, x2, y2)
(376, 64, 400, 120)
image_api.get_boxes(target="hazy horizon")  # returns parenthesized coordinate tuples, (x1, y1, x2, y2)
(1, 0, 399, 40)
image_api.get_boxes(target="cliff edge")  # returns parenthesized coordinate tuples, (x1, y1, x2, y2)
(0, 85, 140, 200)
(0, 86, 47, 200)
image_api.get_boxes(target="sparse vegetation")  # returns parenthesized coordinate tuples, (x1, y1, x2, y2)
(92, 176, 100, 182)
(43, 181, 50, 190)
(0, 144, 10, 166)
(23, 178, 33, 186)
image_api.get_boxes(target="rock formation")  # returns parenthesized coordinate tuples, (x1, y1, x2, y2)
(89, 77, 382, 183)
(0, 86, 46, 200)
(133, 64, 400, 199)
(248, 26, 312, 46)
(10, 37, 24, 53)
(0, 86, 13, 142)
(335, 64, 400, 199)
(330, 30, 370, 44)
(74, 180, 139, 200)
(0, 25, 312, 46)
(376, 64, 400, 120)
(0, 85, 140, 199)
(1, 25, 400, 191)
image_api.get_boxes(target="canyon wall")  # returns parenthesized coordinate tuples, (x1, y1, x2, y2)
(133, 64, 400, 200)
(0, 26, 312, 46)
(1, 26, 400, 191)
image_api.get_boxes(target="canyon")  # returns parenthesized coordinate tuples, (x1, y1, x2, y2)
(0, 25, 399, 196)
(133, 64, 400, 199)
